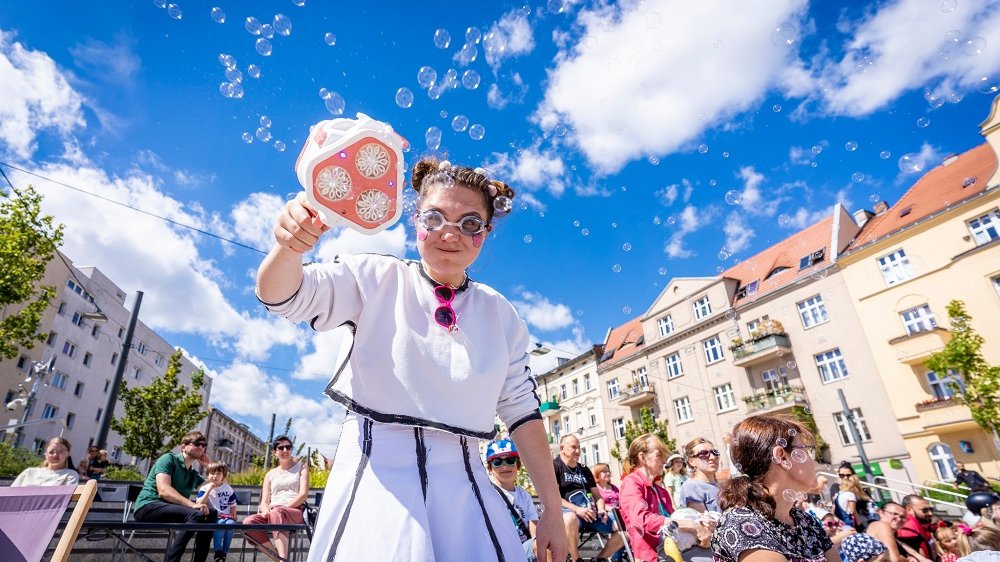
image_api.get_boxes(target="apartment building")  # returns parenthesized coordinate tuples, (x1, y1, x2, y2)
(536, 346, 613, 468)
(1, 251, 211, 468)
(837, 97, 1000, 484)
(203, 405, 266, 474)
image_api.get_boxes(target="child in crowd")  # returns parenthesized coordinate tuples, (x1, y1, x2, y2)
(196, 461, 239, 562)
(935, 523, 962, 562)
(957, 523, 1000, 557)
(486, 439, 539, 562)
(594, 463, 621, 511)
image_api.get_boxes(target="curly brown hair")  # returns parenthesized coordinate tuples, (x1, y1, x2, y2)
(410, 158, 515, 224)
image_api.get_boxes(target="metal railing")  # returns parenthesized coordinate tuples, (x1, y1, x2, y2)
(817, 471, 966, 511)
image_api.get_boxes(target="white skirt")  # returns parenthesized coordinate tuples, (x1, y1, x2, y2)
(307, 414, 527, 562)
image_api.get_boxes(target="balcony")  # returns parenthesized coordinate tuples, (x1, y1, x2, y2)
(914, 396, 974, 431)
(540, 399, 560, 416)
(743, 385, 806, 414)
(889, 328, 951, 365)
(731, 333, 793, 367)
(618, 382, 656, 407)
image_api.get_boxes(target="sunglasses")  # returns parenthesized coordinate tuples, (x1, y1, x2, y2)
(275, 444, 293, 451)
(839, 473, 854, 478)
(433, 285, 458, 332)
(824, 521, 841, 528)
(417, 209, 488, 236)
(489, 457, 519, 467)
(693, 449, 721, 460)
(192, 441, 207, 447)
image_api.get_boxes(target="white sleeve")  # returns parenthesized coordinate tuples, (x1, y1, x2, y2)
(258, 255, 365, 331)
(518, 488, 539, 522)
(495, 310, 541, 432)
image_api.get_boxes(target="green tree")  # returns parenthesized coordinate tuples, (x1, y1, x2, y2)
(110, 350, 208, 463)
(0, 185, 64, 360)
(610, 407, 677, 465)
(927, 300, 1000, 439)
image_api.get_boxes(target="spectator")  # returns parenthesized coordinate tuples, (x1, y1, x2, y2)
(554, 434, 623, 562)
(243, 436, 308, 562)
(132, 431, 215, 562)
(831, 462, 857, 497)
(835, 472, 874, 531)
(88, 449, 109, 480)
(486, 438, 538, 562)
(662, 453, 688, 509)
(593, 463, 620, 510)
(840, 532, 888, 562)
(936, 522, 962, 562)
(808, 507, 857, 547)
(680, 438, 721, 513)
(867, 501, 931, 562)
(77, 446, 98, 481)
(965, 491, 1000, 528)
(11, 437, 79, 487)
(956, 464, 994, 493)
(897, 495, 936, 560)
(957, 523, 1000, 557)
(620, 433, 713, 562)
(711, 414, 838, 562)
(196, 461, 238, 562)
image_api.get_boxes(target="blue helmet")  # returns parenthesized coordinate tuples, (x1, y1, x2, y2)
(485, 438, 519, 462)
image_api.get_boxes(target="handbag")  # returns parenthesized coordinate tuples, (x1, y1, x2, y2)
(302, 502, 320, 539)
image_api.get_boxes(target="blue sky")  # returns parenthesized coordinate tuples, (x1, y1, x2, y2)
(2, 0, 999, 454)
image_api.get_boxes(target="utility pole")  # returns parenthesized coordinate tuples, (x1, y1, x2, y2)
(11, 357, 56, 447)
(96, 291, 143, 450)
(263, 413, 276, 468)
(837, 389, 874, 482)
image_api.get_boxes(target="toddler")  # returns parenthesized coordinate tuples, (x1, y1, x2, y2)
(196, 461, 239, 562)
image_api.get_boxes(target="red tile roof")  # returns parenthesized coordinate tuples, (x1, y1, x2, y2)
(601, 316, 644, 363)
(722, 214, 835, 306)
(847, 143, 997, 250)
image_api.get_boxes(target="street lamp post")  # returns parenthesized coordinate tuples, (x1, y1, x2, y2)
(95, 291, 143, 451)
(10, 357, 56, 447)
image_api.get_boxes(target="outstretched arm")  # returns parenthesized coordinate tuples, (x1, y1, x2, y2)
(511, 419, 568, 562)
(257, 193, 327, 303)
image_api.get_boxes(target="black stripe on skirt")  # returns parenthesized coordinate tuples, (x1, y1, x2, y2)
(327, 417, 374, 562)
(461, 436, 505, 562)
(414, 427, 429, 502)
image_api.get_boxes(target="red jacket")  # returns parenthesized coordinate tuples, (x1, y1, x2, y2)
(896, 514, 934, 559)
(620, 470, 675, 562)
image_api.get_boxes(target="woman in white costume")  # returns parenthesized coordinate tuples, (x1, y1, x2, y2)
(257, 158, 567, 562)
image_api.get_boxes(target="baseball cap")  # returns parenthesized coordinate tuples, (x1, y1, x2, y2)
(486, 438, 519, 462)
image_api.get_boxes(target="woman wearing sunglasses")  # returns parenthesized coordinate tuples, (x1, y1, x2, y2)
(243, 436, 308, 561)
(680, 438, 722, 514)
(257, 158, 566, 561)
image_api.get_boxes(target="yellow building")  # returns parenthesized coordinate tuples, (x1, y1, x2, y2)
(837, 96, 1000, 485)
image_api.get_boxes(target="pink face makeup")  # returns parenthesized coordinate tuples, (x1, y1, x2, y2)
(472, 233, 483, 248)
(417, 228, 429, 241)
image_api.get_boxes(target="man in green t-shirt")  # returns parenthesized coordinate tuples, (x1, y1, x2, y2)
(133, 431, 216, 562)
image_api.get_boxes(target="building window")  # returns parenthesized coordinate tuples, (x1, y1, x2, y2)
(967, 208, 1000, 245)
(66, 412, 75, 429)
(552, 420, 561, 441)
(588, 408, 597, 427)
(994, 275, 1000, 298)
(657, 315, 675, 337)
(83, 352, 93, 367)
(32, 439, 46, 455)
(563, 415, 572, 433)
(71, 311, 84, 326)
(693, 296, 712, 320)
(155, 354, 164, 367)
(877, 248, 916, 286)
(74, 382, 85, 397)
(736, 280, 759, 300)
(17, 356, 28, 370)
(560, 384, 567, 400)
(797, 295, 829, 328)
(926, 370, 965, 400)
(900, 304, 937, 335)
(132, 367, 141, 380)
(703, 335, 725, 364)
(608, 379, 620, 400)
(104, 380, 110, 393)
(714, 384, 737, 412)
(41, 404, 58, 419)
(51, 372, 68, 390)
(665, 353, 684, 379)
(583, 373, 592, 391)
(62, 341, 76, 358)
(572, 379, 579, 396)
(833, 408, 872, 445)
(57, 302, 67, 315)
(91, 324, 101, 338)
(633, 366, 649, 388)
(592, 444, 601, 464)
(762, 367, 789, 391)
(47, 332, 57, 346)
(674, 397, 693, 423)
(111, 352, 118, 365)
(612, 417, 626, 440)
(581, 447, 589, 466)
(117, 327, 124, 339)
(815, 348, 849, 383)
(136, 341, 147, 355)
(95, 408, 103, 422)
(928, 443, 958, 481)
(111, 447, 122, 461)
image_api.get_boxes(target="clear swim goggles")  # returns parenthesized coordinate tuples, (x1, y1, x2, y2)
(416, 209, 489, 236)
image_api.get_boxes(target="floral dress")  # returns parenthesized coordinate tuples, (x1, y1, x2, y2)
(712, 507, 834, 562)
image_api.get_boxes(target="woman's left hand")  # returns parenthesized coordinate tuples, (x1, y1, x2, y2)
(535, 509, 568, 562)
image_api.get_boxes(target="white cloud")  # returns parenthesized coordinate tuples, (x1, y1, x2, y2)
(233, 316, 305, 362)
(656, 183, 679, 206)
(69, 35, 141, 84)
(484, 11, 536, 72)
(0, 29, 86, 159)
(487, 143, 567, 197)
(313, 223, 408, 262)
(231, 192, 285, 253)
(528, 326, 591, 374)
(788, 145, 813, 166)
(511, 291, 575, 331)
(736, 166, 782, 217)
(783, 0, 1000, 116)
(535, 0, 808, 173)
(486, 72, 529, 110)
(296, 327, 354, 381)
(664, 204, 717, 258)
(894, 142, 944, 186)
(723, 212, 755, 254)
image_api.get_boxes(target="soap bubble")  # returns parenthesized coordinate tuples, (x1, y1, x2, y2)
(318, 87, 331, 99)
(211, 7, 225, 23)
(648, 156, 660, 165)
(461, 69, 481, 90)
(772, 104, 782, 112)
(274, 140, 286, 152)
(218, 53, 236, 68)
(697, 144, 709, 154)
(581, 228, 590, 236)
(242, 132, 252, 143)
(666, 216, 676, 225)
(778, 214, 791, 225)
(225, 67, 243, 83)
(845, 140, 858, 152)
(245, 16, 262, 35)
(434, 28, 451, 49)
(324, 32, 337, 46)
(324, 92, 345, 116)
(811, 145, 822, 155)
(494, 195, 512, 214)
(623, 243, 632, 252)
(623, 306, 632, 314)
(167, 4, 182, 19)
(916, 117, 930, 128)
(523, 235, 533, 244)
(880, 150, 891, 159)
(395, 87, 414, 109)
(455, 43, 478, 65)
(273, 14, 292, 36)
(260, 115, 271, 128)
(964, 37, 987, 56)
(547, 0, 566, 14)
(255, 38, 273, 56)
(786, 361, 797, 369)
(247, 64, 261, 79)
(451, 115, 469, 132)
(425, 126, 442, 150)
(292, 0, 305, 5)
(941, 0, 957, 11)
(466, 27, 481, 44)
(898, 153, 926, 173)
(260, 24, 274, 39)
(852, 172, 865, 183)
(153, 0, 166, 8)
(724, 190, 742, 205)
(790, 449, 810, 464)
(788, 428, 797, 436)
(781, 460, 792, 470)
(612, 264, 622, 273)
(776, 437, 788, 448)
(469, 124, 485, 140)
(417, 66, 437, 89)
(975, 75, 999, 94)
(256, 127, 272, 142)
(772, 22, 798, 46)
(658, 267, 667, 275)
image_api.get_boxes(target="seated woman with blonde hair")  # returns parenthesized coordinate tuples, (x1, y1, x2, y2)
(12, 437, 80, 486)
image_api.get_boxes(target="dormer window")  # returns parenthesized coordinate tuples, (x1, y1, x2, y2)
(798, 248, 825, 270)
(735, 280, 759, 300)
(766, 266, 789, 279)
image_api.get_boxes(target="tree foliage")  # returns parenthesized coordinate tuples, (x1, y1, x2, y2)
(0, 185, 64, 360)
(0, 441, 42, 477)
(927, 300, 1000, 438)
(110, 350, 208, 463)
(610, 407, 677, 464)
